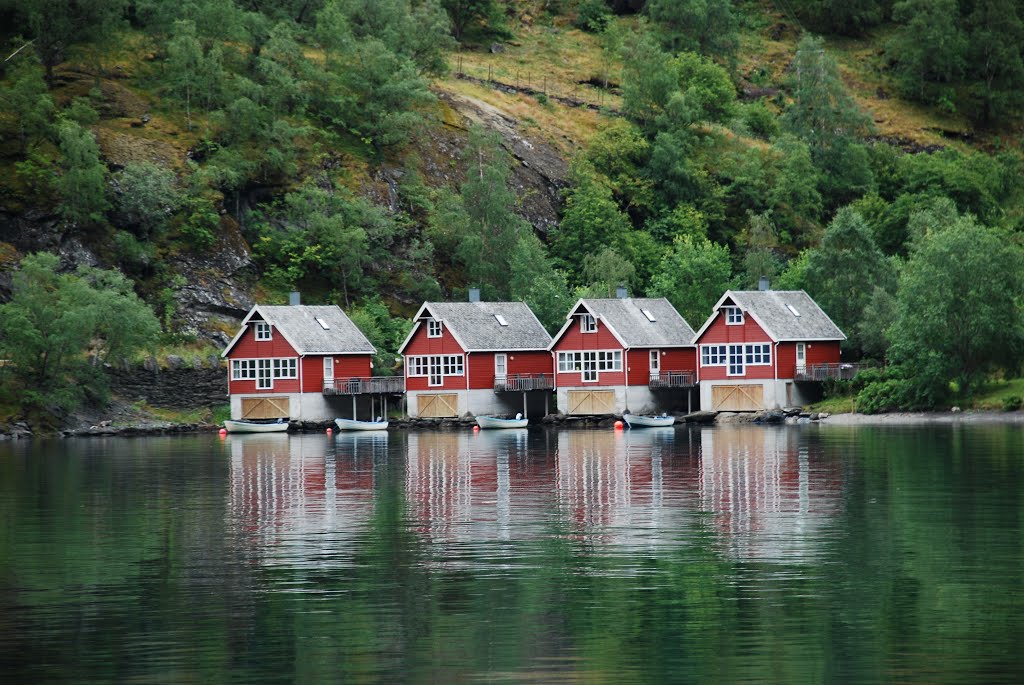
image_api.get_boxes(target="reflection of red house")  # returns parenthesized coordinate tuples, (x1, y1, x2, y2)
(693, 289, 845, 411)
(222, 301, 388, 421)
(398, 296, 552, 418)
(549, 296, 697, 415)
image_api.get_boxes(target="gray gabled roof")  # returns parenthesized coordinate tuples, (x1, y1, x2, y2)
(222, 304, 376, 357)
(400, 301, 552, 352)
(553, 298, 695, 348)
(693, 290, 846, 342)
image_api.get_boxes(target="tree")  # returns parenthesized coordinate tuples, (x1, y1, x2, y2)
(550, 164, 632, 284)
(645, 0, 738, 63)
(648, 235, 733, 328)
(1, 56, 54, 152)
(889, 0, 966, 104)
(55, 120, 108, 226)
(964, 0, 1024, 123)
(13, 0, 127, 84)
(792, 0, 884, 36)
(0, 252, 160, 411)
(442, 0, 499, 41)
(508, 233, 572, 334)
(580, 247, 637, 298)
(740, 211, 782, 288)
(802, 208, 896, 355)
(112, 162, 181, 238)
(888, 215, 1024, 401)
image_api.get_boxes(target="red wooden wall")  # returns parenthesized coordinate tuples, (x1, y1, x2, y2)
(404, 321, 468, 391)
(552, 317, 626, 387)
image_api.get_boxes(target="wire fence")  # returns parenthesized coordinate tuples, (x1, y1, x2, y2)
(452, 54, 622, 114)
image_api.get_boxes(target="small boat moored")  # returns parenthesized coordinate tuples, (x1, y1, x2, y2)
(223, 419, 290, 433)
(476, 413, 529, 429)
(623, 413, 676, 428)
(335, 417, 389, 431)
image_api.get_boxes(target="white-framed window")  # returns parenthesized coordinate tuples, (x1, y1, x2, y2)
(581, 314, 597, 333)
(649, 349, 660, 375)
(231, 359, 257, 380)
(495, 353, 507, 379)
(701, 345, 727, 366)
(254, 322, 272, 340)
(745, 344, 771, 366)
(728, 344, 745, 376)
(323, 356, 334, 381)
(272, 358, 298, 379)
(427, 319, 443, 337)
(407, 355, 464, 381)
(257, 359, 273, 389)
(557, 350, 621, 380)
(724, 306, 743, 325)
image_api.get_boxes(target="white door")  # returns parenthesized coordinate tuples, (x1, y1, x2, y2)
(649, 349, 660, 381)
(796, 343, 806, 374)
(495, 353, 507, 381)
(323, 356, 334, 384)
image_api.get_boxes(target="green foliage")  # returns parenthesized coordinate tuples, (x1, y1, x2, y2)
(442, 0, 504, 43)
(887, 212, 1024, 401)
(550, 163, 632, 285)
(647, 235, 733, 328)
(582, 119, 654, 213)
(580, 247, 636, 297)
(1, 56, 54, 151)
(741, 101, 779, 141)
(645, 0, 738, 63)
(963, 0, 1024, 123)
(740, 211, 781, 289)
(508, 232, 573, 334)
(0, 252, 160, 411)
(574, 0, 612, 32)
(112, 162, 181, 238)
(889, 0, 966, 104)
(1002, 395, 1022, 412)
(347, 296, 411, 375)
(802, 207, 896, 356)
(55, 120, 108, 226)
(791, 0, 885, 36)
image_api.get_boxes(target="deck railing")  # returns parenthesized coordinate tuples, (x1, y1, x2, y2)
(648, 371, 697, 389)
(794, 363, 872, 382)
(323, 376, 405, 395)
(494, 373, 555, 392)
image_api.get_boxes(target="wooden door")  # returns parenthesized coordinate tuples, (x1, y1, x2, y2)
(711, 385, 764, 411)
(567, 390, 616, 415)
(796, 343, 806, 375)
(241, 396, 290, 419)
(417, 393, 459, 418)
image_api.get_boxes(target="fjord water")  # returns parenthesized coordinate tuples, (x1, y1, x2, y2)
(1, 425, 1023, 684)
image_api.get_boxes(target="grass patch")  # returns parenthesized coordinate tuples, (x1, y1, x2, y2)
(969, 378, 1024, 411)
(141, 403, 229, 425)
(808, 395, 857, 414)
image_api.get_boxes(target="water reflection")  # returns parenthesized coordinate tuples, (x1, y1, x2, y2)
(698, 426, 843, 562)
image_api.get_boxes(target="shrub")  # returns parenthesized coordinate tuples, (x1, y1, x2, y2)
(1003, 395, 1023, 412)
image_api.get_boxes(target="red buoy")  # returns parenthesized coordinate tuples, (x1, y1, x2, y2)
(614, 420, 624, 430)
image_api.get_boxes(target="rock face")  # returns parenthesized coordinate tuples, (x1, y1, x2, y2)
(429, 91, 569, 235)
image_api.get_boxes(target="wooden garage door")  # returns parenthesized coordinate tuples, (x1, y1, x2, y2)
(567, 390, 616, 415)
(241, 396, 290, 419)
(711, 385, 765, 412)
(417, 394, 459, 418)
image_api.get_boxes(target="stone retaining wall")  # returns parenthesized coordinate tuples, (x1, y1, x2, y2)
(106, 359, 227, 409)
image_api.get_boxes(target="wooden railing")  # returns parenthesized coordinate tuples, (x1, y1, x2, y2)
(794, 363, 871, 382)
(648, 371, 697, 388)
(323, 377, 405, 395)
(494, 373, 555, 392)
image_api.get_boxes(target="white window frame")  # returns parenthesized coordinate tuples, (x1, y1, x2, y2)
(724, 306, 744, 325)
(257, 359, 273, 389)
(700, 345, 727, 366)
(407, 354, 465, 385)
(231, 359, 257, 380)
(427, 319, 443, 338)
(727, 344, 745, 376)
(254, 322, 272, 340)
(744, 344, 771, 366)
(581, 314, 597, 333)
(557, 350, 621, 381)
(272, 358, 298, 379)
(649, 350, 660, 378)
(323, 356, 334, 382)
(796, 342, 806, 373)
(495, 353, 507, 380)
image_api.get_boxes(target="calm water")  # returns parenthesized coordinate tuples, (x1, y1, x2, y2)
(1, 425, 1023, 684)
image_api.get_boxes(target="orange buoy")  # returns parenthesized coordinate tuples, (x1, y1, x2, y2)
(614, 420, 623, 430)
(473, 425, 480, 432)
(219, 428, 227, 438)
(326, 427, 333, 435)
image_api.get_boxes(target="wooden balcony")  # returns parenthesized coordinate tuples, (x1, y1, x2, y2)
(323, 376, 405, 395)
(649, 371, 697, 389)
(794, 363, 871, 382)
(494, 373, 555, 392)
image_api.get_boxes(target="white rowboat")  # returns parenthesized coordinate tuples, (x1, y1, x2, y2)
(476, 415, 528, 429)
(623, 413, 675, 428)
(224, 419, 289, 433)
(335, 418, 389, 431)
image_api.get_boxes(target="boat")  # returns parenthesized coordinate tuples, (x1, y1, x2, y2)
(623, 413, 676, 428)
(335, 417, 389, 431)
(476, 413, 528, 429)
(223, 419, 289, 433)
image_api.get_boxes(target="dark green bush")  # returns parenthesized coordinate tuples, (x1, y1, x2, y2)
(1003, 395, 1022, 412)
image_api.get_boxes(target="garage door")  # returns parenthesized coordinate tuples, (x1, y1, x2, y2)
(711, 385, 765, 411)
(417, 393, 459, 418)
(241, 396, 290, 419)
(567, 390, 616, 415)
